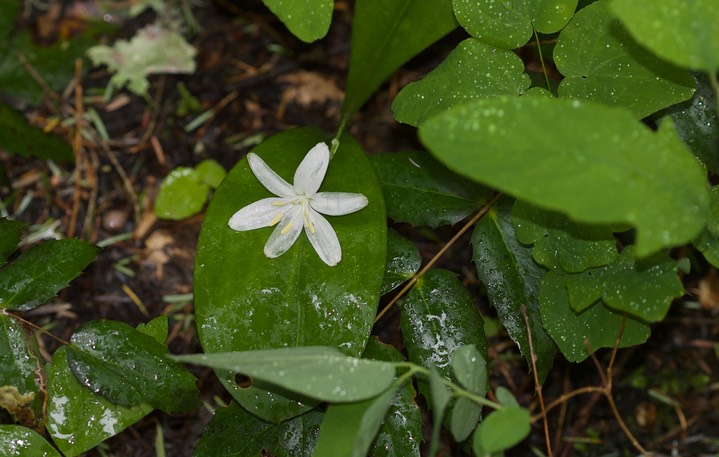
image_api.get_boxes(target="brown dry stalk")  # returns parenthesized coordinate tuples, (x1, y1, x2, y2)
(522, 304, 553, 457)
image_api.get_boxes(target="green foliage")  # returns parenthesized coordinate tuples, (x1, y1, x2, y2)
(155, 159, 226, 220)
(262, 0, 334, 43)
(381, 229, 421, 295)
(0, 424, 61, 457)
(0, 103, 74, 163)
(0, 219, 28, 264)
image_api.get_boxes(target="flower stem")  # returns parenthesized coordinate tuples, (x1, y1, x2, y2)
(330, 117, 349, 160)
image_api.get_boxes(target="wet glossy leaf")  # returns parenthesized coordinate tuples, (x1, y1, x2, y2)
(566, 248, 688, 322)
(421, 97, 709, 257)
(554, 0, 695, 118)
(194, 403, 324, 457)
(400, 269, 488, 385)
(382, 229, 421, 295)
(67, 320, 200, 412)
(453, 0, 578, 49)
(370, 151, 490, 228)
(694, 186, 719, 267)
(134, 315, 169, 344)
(174, 346, 396, 403)
(392, 39, 530, 126)
(0, 315, 44, 431)
(154, 167, 209, 220)
(0, 425, 61, 457)
(658, 73, 718, 173)
(428, 366, 452, 457)
(0, 218, 27, 265)
(195, 159, 226, 188)
(539, 270, 651, 362)
(262, 0, 333, 43)
(0, 103, 73, 163)
(611, 0, 719, 73)
(194, 128, 386, 423)
(511, 200, 618, 273)
(472, 199, 556, 382)
(45, 347, 152, 457)
(473, 407, 530, 454)
(363, 338, 422, 457)
(343, 0, 457, 116)
(0, 239, 100, 311)
(314, 387, 396, 457)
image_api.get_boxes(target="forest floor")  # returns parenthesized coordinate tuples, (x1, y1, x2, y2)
(1, 1, 718, 456)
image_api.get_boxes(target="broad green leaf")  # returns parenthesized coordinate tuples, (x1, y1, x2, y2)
(0, 239, 100, 311)
(194, 128, 386, 422)
(0, 315, 44, 431)
(428, 366, 452, 457)
(67, 320, 200, 412)
(0, 103, 73, 163)
(194, 403, 324, 457)
(473, 407, 530, 454)
(314, 387, 397, 457)
(0, 425, 61, 457)
(610, 0, 719, 73)
(363, 338, 422, 457)
(135, 315, 169, 344)
(0, 218, 27, 265)
(421, 96, 709, 257)
(174, 346, 396, 403)
(381, 229, 421, 295)
(45, 347, 152, 457)
(154, 167, 209, 220)
(511, 200, 618, 273)
(453, 0, 578, 49)
(451, 344, 487, 395)
(262, 0, 333, 43)
(554, 0, 695, 118)
(566, 248, 688, 322)
(472, 199, 556, 382)
(195, 159, 226, 188)
(694, 186, 719, 267)
(400, 269, 488, 383)
(539, 270, 651, 362)
(450, 396, 482, 442)
(343, 0, 457, 117)
(392, 38, 530, 126)
(370, 151, 491, 228)
(658, 73, 719, 173)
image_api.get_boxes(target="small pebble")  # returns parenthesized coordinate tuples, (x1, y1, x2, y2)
(103, 209, 128, 232)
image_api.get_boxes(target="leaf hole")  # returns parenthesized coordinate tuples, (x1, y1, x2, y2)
(235, 373, 252, 388)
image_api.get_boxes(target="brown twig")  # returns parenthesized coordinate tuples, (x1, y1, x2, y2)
(68, 59, 86, 238)
(3, 311, 69, 346)
(522, 304, 553, 457)
(374, 193, 502, 323)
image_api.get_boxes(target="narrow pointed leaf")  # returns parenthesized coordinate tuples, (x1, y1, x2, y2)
(0, 239, 100, 311)
(0, 218, 27, 265)
(610, 0, 719, 73)
(392, 38, 530, 126)
(262, 0, 333, 43)
(343, 0, 457, 116)
(67, 320, 200, 412)
(0, 425, 61, 457)
(381, 229, 421, 295)
(554, 0, 695, 118)
(175, 347, 395, 402)
(472, 199, 556, 382)
(194, 128, 386, 422)
(370, 151, 490, 228)
(421, 97, 709, 257)
(194, 403, 324, 457)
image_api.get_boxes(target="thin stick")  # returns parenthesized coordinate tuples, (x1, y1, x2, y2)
(68, 59, 86, 238)
(374, 193, 502, 323)
(3, 311, 69, 346)
(522, 304, 553, 457)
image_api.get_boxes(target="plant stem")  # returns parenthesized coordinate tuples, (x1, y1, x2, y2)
(330, 116, 349, 160)
(533, 28, 551, 92)
(406, 363, 504, 410)
(708, 70, 719, 123)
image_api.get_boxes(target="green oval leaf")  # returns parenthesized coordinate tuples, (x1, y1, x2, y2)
(453, 0, 578, 49)
(343, 0, 457, 116)
(472, 199, 556, 382)
(554, 0, 695, 118)
(610, 0, 719, 73)
(46, 347, 152, 457)
(195, 158, 226, 188)
(67, 320, 200, 412)
(421, 96, 709, 257)
(0, 218, 27, 265)
(0, 424, 61, 457)
(174, 346, 396, 402)
(262, 0, 333, 43)
(450, 397, 482, 442)
(392, 39, 530, 126)
(0, 239, 100, 311)
(370, 151, 490, 228)
(154, 167, 209, 220)
(194, 128, 386, 422)
(382, 229, 421, 296)
(473, 407, 530, 454)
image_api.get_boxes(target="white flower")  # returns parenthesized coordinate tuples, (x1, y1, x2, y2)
(228, 142, 368, 266)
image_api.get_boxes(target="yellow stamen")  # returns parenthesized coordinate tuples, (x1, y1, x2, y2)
(281, 220, 294, 235)
(304, 208, 315, 234)
(272, 201, 288, 206)
(270, 213, 283, 226)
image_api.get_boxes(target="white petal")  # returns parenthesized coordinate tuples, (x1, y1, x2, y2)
(305, 208, 342, 266)
(264, 205, 304, 258)
(294, 142, 329, 197)
(228, 197, 291, 231)
(311, 192, 368, 216)
(247, 153, 295, 198)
